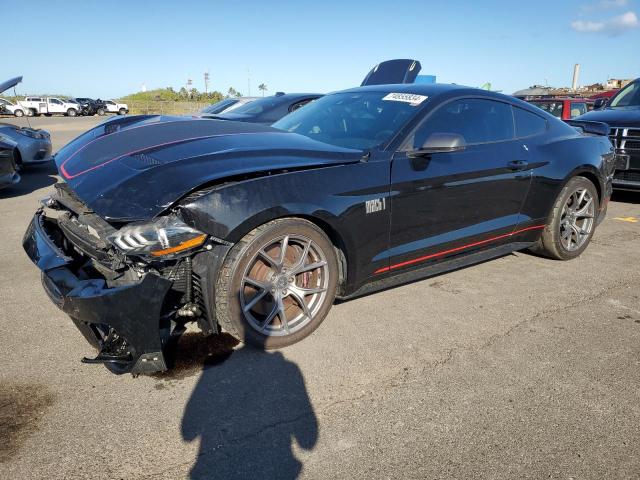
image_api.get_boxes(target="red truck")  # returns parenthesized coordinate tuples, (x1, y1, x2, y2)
(526, 97, 594, 120)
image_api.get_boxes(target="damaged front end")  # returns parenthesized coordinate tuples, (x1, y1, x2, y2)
(22, 183, 231, 375)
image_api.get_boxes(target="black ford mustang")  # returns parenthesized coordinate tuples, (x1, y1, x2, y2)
(24, 83, 615, 374)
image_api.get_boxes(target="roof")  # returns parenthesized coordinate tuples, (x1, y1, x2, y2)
(337, 83, 521, 105)
(341, 83, 466, 96)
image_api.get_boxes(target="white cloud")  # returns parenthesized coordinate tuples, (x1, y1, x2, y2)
(571, 11, 639, 35)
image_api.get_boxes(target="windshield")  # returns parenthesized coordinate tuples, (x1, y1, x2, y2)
(272, 92, 425, 150)
(609, 81, 640, 108)
(201, 98, 237, 114)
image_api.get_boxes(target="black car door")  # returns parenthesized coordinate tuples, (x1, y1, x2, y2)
(383, 97, 532, 274)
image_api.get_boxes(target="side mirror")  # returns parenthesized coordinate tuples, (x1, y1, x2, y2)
(593, 98, 607, 110)
(408, 133, 466, 157)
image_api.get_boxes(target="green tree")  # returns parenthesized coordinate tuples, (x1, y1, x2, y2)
(258, 83, 267, 96)
(227, 87, 237, 98)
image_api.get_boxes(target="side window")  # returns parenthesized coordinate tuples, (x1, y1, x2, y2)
(408, 98, 514, 149)
(513, 107, 547, 138)
(570, 102, 587, 118)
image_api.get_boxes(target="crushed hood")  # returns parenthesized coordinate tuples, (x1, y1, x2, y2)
(55, 115, 363, 221)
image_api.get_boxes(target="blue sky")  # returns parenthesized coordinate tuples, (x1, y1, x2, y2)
(3, 0, 639, 98)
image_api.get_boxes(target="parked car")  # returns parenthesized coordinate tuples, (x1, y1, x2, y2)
(203, 93, 323, 125)
(0, 98, 28, 117)
(24, 79, 615, 375)
(103, 100, 129, 115)
(527, 97, 593, 120)
(19, 96, 80, 117)
(0, 135, 20, 188)
(198, 97, 259, 116)
(576, 77, 640, 191)
(74, 98, 106, 116)
(0, 77, 52, 168)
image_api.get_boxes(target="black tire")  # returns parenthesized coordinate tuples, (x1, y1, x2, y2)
(14, 109, 24, 117)
(44, 113, 52, 117)
(530, 176, 599, 260)
(97, 108, 105, 116)
(67, 108, 77, 117)
(216, 218, 338, 349)
(118, 108, 126, 115)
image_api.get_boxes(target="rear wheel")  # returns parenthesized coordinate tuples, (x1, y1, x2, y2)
(531, 176, 598, 260)
(216, 218, 338, 348)
(97, 108, 105, 116)
(67, 108, 77, 117)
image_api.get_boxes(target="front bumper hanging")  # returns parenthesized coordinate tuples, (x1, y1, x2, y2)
(23, 212, 174, 374)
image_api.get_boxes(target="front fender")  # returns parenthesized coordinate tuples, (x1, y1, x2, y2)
(178, 160, 392, 291)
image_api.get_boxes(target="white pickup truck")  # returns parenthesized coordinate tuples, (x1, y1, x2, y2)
(103, 100, 129, 115)
(18, 97, 80, 117)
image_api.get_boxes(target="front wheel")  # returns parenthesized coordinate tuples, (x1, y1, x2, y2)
(531, 176, 599, 260)
(67, 108, 77, 117)
(97, 108, 105, 116)
(216, 218, 338, 349)
(118, 108, 126, 115)
(14, 109, 24, 117)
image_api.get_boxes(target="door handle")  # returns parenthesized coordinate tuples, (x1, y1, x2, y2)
(507, 160, 529, 171)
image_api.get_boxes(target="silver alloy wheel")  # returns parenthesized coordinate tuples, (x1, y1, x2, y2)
(559, 187, 595, 251)
(240, 234, 329, 336)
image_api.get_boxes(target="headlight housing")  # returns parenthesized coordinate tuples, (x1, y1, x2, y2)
(17, 128, 49, 140)
(107, 215, 207, 259)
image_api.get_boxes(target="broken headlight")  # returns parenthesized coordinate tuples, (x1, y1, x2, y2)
(17, 128, 49, 139)
(107, 215, 207, 258)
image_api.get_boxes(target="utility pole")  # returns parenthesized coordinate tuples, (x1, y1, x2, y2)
(187, 78, 193, 98)
(204, 72, 210, 94)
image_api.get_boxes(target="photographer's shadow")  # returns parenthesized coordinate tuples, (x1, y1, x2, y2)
(178, 333, 318, 480)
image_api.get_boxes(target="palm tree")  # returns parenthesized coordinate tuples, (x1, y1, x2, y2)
(227, 87, 237, 98)
(258, 83, 267, 97)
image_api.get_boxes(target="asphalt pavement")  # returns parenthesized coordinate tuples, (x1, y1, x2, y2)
(1, 116, 639, 479)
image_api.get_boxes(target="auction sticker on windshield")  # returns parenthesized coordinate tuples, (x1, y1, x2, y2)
(382, 93, 428, 106)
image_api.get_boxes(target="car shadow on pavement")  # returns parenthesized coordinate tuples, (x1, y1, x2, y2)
(172, 332, 318, 480)
(0, 162, 57, 199)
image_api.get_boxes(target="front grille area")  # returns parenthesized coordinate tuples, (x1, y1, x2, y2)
(609, 127, 640, 154)
(609, 127, 640, 171)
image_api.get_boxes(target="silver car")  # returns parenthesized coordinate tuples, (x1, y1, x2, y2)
(0, 122, 51, 168)
(0, 77, 52, 168)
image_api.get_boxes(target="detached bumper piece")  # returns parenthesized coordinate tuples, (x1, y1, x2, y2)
(23, 212, 173, 375)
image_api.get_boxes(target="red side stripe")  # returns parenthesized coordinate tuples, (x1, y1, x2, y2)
(374, 224, 546, 274)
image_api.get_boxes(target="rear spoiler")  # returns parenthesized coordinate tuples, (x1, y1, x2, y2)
(565, 120, 609, 136)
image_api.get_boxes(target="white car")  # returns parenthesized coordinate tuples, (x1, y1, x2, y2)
(0, 98, 28, 117)
(18, 96, 80, 117)
(103, 100, 128, 115)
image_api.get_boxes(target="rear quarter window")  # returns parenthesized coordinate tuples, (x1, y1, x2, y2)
(513, 107, 547, 138)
